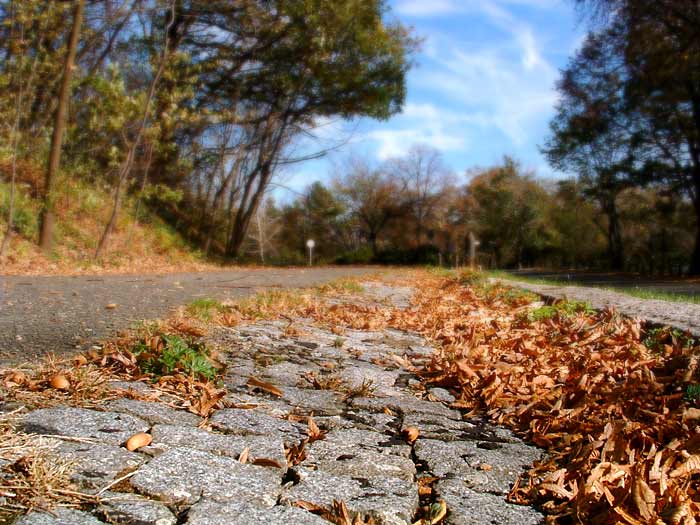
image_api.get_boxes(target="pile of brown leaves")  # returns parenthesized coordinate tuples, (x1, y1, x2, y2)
(308, 272, 700, 524)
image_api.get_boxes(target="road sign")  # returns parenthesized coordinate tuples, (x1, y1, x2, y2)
(307, 239, 315, 266)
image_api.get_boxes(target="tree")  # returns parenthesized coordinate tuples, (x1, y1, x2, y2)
(385, 145, 453, 245)
(39, 0, 85, 253)
(94, 0, 176, 260)
(542, 27, 634, 270)
(335, 159, 406, 255)
(571, 0, 700, 273)
(461, 158, 555, 268)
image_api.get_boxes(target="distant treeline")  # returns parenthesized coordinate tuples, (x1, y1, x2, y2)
(232, 149, 694, 274)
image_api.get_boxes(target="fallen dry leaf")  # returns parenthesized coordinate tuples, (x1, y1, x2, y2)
(247, 376, 283, 398)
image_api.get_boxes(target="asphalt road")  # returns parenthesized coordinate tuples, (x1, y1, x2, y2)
(0, 267, 378, 366)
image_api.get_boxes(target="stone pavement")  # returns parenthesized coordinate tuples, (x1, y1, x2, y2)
(6, 283, 545, 525)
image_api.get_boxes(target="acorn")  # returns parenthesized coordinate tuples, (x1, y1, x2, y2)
(402, 426, 420, 444)
(125, 432, 152, 451)
(49, 374, 70, 391)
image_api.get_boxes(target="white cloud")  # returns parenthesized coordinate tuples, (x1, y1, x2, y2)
(394, 0, 462, 17)
(387, 0, 561, 151)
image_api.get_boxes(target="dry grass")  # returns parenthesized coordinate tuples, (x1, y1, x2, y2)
(0, 174, 225, 276)
(0, 408, 84, 520)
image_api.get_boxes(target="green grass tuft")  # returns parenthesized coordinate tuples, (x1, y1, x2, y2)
(132, 334, 218, 381)
(186, 298, 225, 321)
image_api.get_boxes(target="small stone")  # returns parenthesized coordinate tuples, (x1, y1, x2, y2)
(414, 439, 542, 496)
(401, 412, 476, 441)
(98, 491, 177, 525)
(106, 381, 155, 396)
(23, 407, 149, 446)
(14, 508, 105, 525)
(103, 399, 201, 427)
(210, 408, 302, 438)
(306, 428, 411, 460)
(260, 362, 313, 387)
(130, 448, 281, 506)
(277, 385, 345, 416)
(306, 449, 416, 481)
(185, 500, 328, 525)
(338, 364, 401, 396)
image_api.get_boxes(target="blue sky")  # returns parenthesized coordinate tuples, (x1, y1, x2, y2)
(277, 0, 585, 199)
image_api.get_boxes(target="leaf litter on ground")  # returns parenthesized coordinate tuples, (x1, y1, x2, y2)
(5, 269, 700, 523)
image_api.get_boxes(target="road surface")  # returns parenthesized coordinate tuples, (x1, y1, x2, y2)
(0, 267, 377, 365)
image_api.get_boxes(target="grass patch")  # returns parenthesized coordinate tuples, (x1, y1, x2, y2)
(132, 334, 218, 382)
(186, 298, 226, 321)
(316, 279, 365, 296)
(528, 300, 594, 322)
(642, 326, 698, 353)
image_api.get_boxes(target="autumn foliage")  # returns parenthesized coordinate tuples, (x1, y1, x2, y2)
(301, 272, 700, 524)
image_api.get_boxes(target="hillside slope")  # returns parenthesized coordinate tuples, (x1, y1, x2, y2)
(0, 166, 221, 275)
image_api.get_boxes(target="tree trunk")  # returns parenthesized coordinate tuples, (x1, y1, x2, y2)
(602, 196, 624, 271)
(38, 0, 85, 253)
(690, 191, 700, 275)
(95, 0, 175, 260)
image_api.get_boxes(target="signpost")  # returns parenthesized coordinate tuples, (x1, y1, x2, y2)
(306, 239, 315, 266)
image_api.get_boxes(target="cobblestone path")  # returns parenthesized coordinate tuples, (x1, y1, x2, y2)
(4, 283, 544, 525)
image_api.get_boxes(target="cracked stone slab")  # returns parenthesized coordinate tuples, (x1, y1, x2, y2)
(261, 361, 320, 386)
(276, 385, 345, 415)
(103, 399, 202, 427)
(415, 439, 542, 496)
(437, 479, 544, 525)
(185, 500, 329, 525)
(23, 407, 149, 446)
(338, 364, 402, 396)
(129, 447, 281, 507)
(402, 412, 478, 441)
(14, 509, 105, 525)
(150, 424, 286, 467)
(306, 428, 411, 460)
(350, 396, 463, 421)
(98, 491, 177, 525)
(282, 467, 418, 525)
(209, 408, 303, 439)
(328, 408, 398, 433)
(305, 448, 416, 481)
(53, 441, 144, 490)
(428, 387, 456, 404)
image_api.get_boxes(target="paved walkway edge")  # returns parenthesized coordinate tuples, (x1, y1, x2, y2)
(491, 278, 700, 336)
